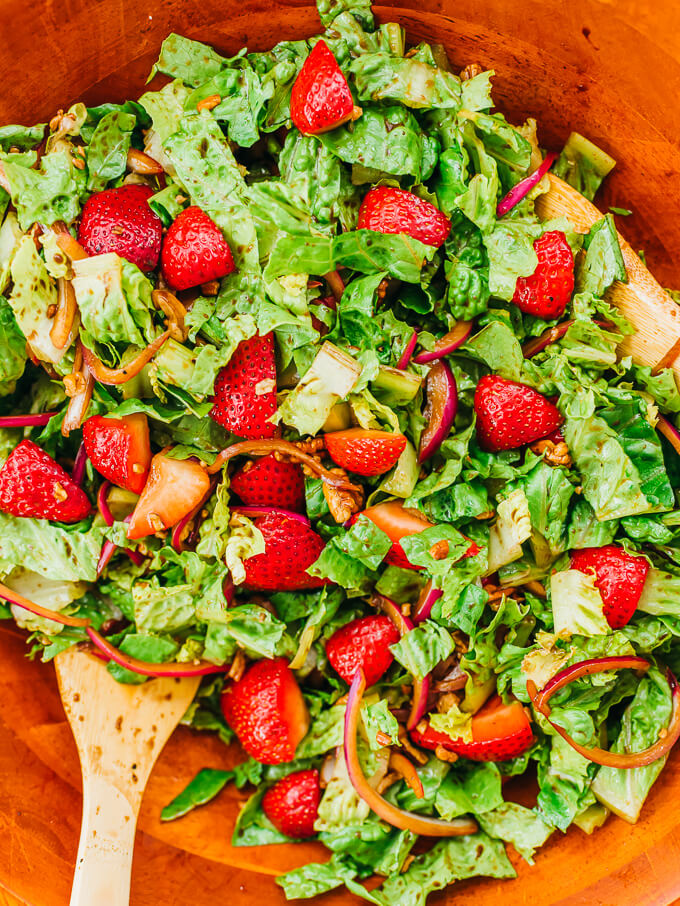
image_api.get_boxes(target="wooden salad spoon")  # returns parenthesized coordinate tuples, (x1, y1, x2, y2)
(55, 647, 201, 906)
(537, 173, 680, 378)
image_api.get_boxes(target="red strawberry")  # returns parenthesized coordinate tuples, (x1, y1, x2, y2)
(0, 439, 91, 523)
(571, 545, 649, 629)
(161, 205, 235, 291)
(474, 375, 563, 452)
(78, 185, 163, 271)
(512, 231, 575, 319)
(326, 615, 400, 686)
(210, 333, 277, 439)
(222, 658, 309, 764)
(324, 429, 407, 477)
(357, 187, 451, 248)
(411, 696, 534, 762)
(127, 453, 211, 539)
(243, 512, 327, 591)
(262, 769, 321, 838)
(83, 413, 151, 495)
(290, 40, 358, 135)
(231, 454, 305, 512)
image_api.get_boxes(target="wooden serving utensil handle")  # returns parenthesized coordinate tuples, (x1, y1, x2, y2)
(70, 776, 138, 906)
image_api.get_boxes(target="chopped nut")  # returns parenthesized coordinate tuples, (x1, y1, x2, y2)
(126, 147, 163, 175)
(76, 145, 87, 158)
(255, 378, 276, 396)
(132, 462, 146, 474)
(398, 726, 429, 764)
(228, 649, 246, 682)
(460, 63, 483, 81)
(323, 468, 364, 523)
(63, 372, 88, 398)
(435, 745, 459, 763)
(474, 509, 495, 520)
(201, 280, 220, 296)
(111, 225, 125, 236)
(175, 194, 188, 205)
(524, 579, 547, 598)
(149, 513, 165, 532)
(53, 482, 68, 503)
(530, 438, 573, 468)
(293, 437, 326, 457)
(72, 157, 86, 170)
(429, 540, 449, 560)
(49, 110, 64, 131)
(197, 94, 221, 112)
(401, 855, 416, 874)
(46, 303, 58, 319)
(436, 692, 461, 714)
(375, 730, 392, 747)
(451, 630, 469, 657)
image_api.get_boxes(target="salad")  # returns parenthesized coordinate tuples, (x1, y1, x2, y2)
(2, 0, 680, 901)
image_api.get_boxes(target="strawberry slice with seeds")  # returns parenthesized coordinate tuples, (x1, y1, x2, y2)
(243, 512, 327, 591)
(83, 413, 151, 495)
(571, 544, 649, 629)
(324, 428, 407, 477)
(161, 206, 235, 291)
(326, 615, 400, 686)
(291, 40, 359, 135)
(357, 186, 451, 248)
(78, 184, 163, 271)
(210, 333, 278, 439)
(411, 696, 534, 762)
(262, 769, 321, 838)
(127, 453, 211, 539)
(221, 658, 310, 764)
(512, 231, 575, 319)
(231, 453, 305, 512)
(0, 439, 91, 522)
(474, 374, 563, 452)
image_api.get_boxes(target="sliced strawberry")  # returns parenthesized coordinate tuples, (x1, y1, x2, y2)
(411, 696, 534, 762)
(0, 439, 91, 523)
(262, 769, 321, 838)
(571, 545, 649, 629)
(77, 184, 163, 271)
(161, 205, 235, 291)
(82, 413, 151, 495)
(210, 333, 277, 439)
(359, 501, 479, 570)
(221, 658, 310, 764)
(357, 186, 451, 248)
(326, 615, 400, 686)
(230, 453, 305, 512)
(324, 429, 407, 477)
(512, 231, 575, 320)
(474, 374, 563, 452)
(243, 512, 327, 591)
(127, 453, 211, 539)
(290, 40, 358, 135)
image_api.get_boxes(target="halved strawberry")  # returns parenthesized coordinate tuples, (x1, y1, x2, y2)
(571, 545, 649, 629)
(77, 184, 163, 271)
(262, 769, 321, 838)
(326, 615, 400, 686)
(127, 453, 211, 539)
(474, 375, 563, 452)
(290, 40, 358, 135)
(230, 453, 305, 512)
(512, 231, 575, 320)
(221, 658, 310, 764)
(411, 696, 534, 762)
(243, 512, 327, 591)
(161, 206, 235, 291)
(359, 501, 479, 570)
(357, 186, 451, 248)
(0, 439, 91, 523)
(210, 333, 277, 439)
(324, 429, 407, 477)
(82, 413, 151, 495)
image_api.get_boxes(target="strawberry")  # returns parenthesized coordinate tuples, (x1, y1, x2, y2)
(221, 658, 310, 764)
(83, 413, 151, 495)
(474, 374, 563, 452)
(512, 231, 575, 319)
(210, 333, 277, 439)
(411, 696, 534, 762)
(127, 453, 211, 539)
(324, 429, 407, 477)
(0, 439, 91, 523)
(290, 40, 358, 135)
(326, 615, 400, 686)
(230, 453, 305, 512)
(357, 187, 451, 248)
(262, 769, 321, 838)
(570, 545, 649, 629)
(243, 512, 327, 591)
(161, 205, 235, 291)
(78, 184, 163, 271)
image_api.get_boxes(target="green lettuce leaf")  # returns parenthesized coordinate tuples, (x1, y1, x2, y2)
(85, 110, 136, 192)
(389, 620, 455, 680)
(434, 761, 503, 820)
(477, 803, 553, 863)
(2, 149, 84, 229)
(351, 52, 461, 109)
(150, 33, 228, 85)
(576, 214, 627, 297)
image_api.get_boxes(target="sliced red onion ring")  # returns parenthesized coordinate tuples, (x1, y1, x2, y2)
(0, 412, 57, 428)
(527, 656, 680, 768)
(522, 321, 574, 358)
(97, 481, 114, 526)
(413, 581, 443, 625)
(497, 151, 558, 218)
(376, 593, 413, 636)
(230, 505, 311, 526)
(344, 669, 477, 836)
(81, 330, 171, 385)
(418, 360, 458, 462)
(86, 627, 229, 677)
(324, 270, 345, 304)
(657, 415, 680, 457)
(71, 442, 88, 486)
(0, 581, 90, 627)
(413, 321, 472, 365)
(96, 484, 145, 572)
(407, 673, 431, 731)
(397, 331, 418, 370)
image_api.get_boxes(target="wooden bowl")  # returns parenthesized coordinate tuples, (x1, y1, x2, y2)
(2, 1, 680, 903)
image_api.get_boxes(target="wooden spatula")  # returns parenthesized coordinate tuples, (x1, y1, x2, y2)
(55, 648, 200, 906)
(537, 173, 680, 378)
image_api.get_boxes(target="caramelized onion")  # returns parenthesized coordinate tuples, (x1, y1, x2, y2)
(81, 330, 171, 385)
(62, 364, 94, 436)
(0, 581, 90, 627)
(86, 627, 228, 677)
(390, 751, 424, 799)
(152, 289, 188, 341)
(51, 221, 88, 262)
(50, 277, 78, 349)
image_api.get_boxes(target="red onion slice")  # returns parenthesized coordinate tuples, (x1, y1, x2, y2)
(522, 321, 574, 358)
(0, 581, 90, 627)
(97, 481, 114, 526)
(497, 151, 558, 218)
(0, 412, 57, 427)
(657, 415, 680, 457)
(86, 627, 229, 677)
(407, 673, 431, 731)
(413, 581, 443, 625)
(418, 360, 458, 462)
(413, 321, 472, 365)
(96, 484, 145, 572)
(71, 442, 88, 486)
(397, 331, 418, 370)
